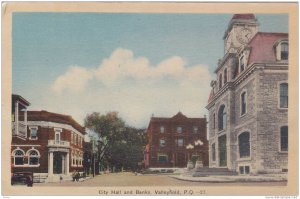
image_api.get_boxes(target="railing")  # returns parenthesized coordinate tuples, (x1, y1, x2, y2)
(48, 140, 70, 147)
(12, 122, 27, 138)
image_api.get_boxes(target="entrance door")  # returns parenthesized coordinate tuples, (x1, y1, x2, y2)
(218, 135, 227, 167)
(176, 153, 186, 167)
(53, 152, 62, 174)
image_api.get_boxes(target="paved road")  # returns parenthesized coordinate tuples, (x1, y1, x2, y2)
(34, 172, 287, 187)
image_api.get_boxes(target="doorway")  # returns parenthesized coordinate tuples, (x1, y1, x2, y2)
(218, 135, 227, 167)
(53, 152, 63, 174)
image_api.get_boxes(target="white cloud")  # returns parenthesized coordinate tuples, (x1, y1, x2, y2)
(47, 48, 213, 128)
(51, 66, 93, 93)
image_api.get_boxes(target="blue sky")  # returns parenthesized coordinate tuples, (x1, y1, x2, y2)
(12, 13, 288, 128)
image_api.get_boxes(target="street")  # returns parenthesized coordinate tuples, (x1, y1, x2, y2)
(34, 172, 287, 187)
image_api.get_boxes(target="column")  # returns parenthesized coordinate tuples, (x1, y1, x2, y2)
(66, 153, 69, 175)
(62, 154, 65, 174)
(15, 102, 19, 135)
(48, 152, 53, 176)
(24, 109, 27, 138)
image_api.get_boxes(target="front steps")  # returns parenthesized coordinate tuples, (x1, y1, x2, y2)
(192, 167, 238, 177)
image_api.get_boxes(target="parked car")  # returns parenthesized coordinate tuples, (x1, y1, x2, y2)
(11, 172, 33, 187)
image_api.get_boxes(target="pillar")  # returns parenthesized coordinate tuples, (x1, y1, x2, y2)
(15, 102, 19, 134)
(48, 152, 53, 176)
(66, 153, 69, 175)
(62, 154, 65, 174)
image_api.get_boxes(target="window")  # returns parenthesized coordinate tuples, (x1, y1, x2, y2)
(280, 126, 288, 152)
(177, 138, 183, 147)
(213, 113, 216, 129)
(219, 74, 223, 89)
(239, 55, 245, 72)
(224, 68, 227, 84)
(28, 150, 39, 165)
(159, 139, 166, 147)
(239, 166, 250, 174)
(238, 132, 250, 158)
(281, 43, 288, 60)
(160, 126, 165, 133)
(71, 132, 73, 144)
(280, 83, 288, 108)
(158, 154, 168, 163)
(74, 134, 77, 145)
(218, 105, 226, 131)
(14, 150, 24, 165)
(177, 127, 182, 134)
(212, 143, 216, 161)
(193, 126, 198, 134)
(29, 127, 38, 139)
(241, 91, 247, 115)
(55, 132, 61, 144)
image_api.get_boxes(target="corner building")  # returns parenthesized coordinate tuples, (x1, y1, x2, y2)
(206, 14, 288, 174)
(11, 94, 85, 182)
(144, 112, 208, 168)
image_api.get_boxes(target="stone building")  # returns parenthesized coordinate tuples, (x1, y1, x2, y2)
(144, 112, 208, 168)
(206, 14, 288, 174)
(11, 94, 86, 182)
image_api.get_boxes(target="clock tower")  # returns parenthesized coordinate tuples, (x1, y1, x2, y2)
(223, 14, 259, 54)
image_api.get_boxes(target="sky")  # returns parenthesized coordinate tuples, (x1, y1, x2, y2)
(12, 13, 288, 128)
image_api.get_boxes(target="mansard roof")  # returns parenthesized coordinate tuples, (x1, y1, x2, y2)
(247, 32, 288, 65)
(26, 110, 85, 134)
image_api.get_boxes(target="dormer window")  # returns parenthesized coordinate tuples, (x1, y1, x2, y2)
(281, 42, 288, 60)
(275, 40, 288, 61)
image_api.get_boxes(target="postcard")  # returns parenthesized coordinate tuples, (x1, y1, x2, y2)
(1, 2, 298, 196)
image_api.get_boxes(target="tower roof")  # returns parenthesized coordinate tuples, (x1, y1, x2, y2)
(231, 14, 255, 20)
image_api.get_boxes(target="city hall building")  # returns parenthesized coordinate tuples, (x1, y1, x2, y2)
(144, 112, 208, 168)
(206, 14, 288, 174)
(11, 94, 86, 182)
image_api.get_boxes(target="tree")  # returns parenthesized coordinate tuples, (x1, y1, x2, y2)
(84, 112, 146, 173)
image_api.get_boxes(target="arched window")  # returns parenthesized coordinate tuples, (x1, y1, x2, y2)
(160, 126, 165, 133)
(28, 149, 40, 165)
(241, 91, 247, 115)
(14, 150, 24, 165)
(280, 83, 288, 108)
(238, 132, 250, 158)
(218, 105, 226, 130)
(280, 126, 288, 152)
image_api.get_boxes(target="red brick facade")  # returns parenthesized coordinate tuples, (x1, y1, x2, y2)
(144, 112, 209, 168)
(11, 95, 85, 182)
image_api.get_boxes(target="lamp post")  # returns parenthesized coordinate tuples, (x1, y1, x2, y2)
(92, 137, 96, 177)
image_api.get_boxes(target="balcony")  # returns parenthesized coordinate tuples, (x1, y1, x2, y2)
(12, 122, 27, 138)
(48, 140, 70, 148)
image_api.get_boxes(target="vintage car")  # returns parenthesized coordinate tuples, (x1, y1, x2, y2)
(11, 172, 33, 186)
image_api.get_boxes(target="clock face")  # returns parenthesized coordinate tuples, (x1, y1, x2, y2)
(237, 28, 252, 44)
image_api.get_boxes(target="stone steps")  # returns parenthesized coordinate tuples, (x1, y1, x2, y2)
(192, 167, 238, 177)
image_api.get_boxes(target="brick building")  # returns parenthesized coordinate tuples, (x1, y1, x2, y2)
(144, 112, 208, 168)
(206, 14, 288, 174)
(11, 94, 86, 182)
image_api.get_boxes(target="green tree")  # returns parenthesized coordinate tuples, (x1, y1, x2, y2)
(84, 112, 146, 173)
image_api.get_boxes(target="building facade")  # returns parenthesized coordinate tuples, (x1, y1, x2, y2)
(206, 14, 288, 174)
(11, 94, 86, 182)
(144, 112, 208, 168)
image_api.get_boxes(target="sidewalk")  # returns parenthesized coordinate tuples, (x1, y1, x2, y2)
(170, 173, 287, 183)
